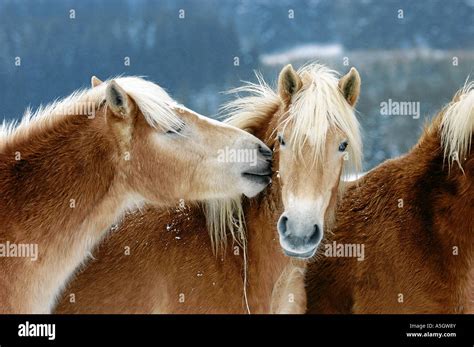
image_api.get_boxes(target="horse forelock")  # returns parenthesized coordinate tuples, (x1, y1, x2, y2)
(112, 76, 183, 130)
(284, 63, 362, 179)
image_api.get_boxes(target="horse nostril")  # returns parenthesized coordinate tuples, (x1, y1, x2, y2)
(278, 215, 289, 236)
(308, 224, 321, 244)
(258, 144, 273, 158)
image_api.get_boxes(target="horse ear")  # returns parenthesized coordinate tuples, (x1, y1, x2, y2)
(339, 67, 361, 107)
(105, 80, 132, 119)
(91, 76, 103, 88)
(278, 64, 302, 104)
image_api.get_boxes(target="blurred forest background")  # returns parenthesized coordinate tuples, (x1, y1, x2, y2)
(0, 0, 473, 170)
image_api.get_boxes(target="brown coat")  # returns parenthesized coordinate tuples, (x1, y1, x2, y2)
(307, 110, 474, 313)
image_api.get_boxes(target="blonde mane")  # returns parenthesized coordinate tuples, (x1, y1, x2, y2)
(205, 63, 362, 253)
(0, 76, 182, 149)
(200, 74, 281, 255)
(440, 81, 474, 170)
(202, 198, 246, 253)
(222, 73, 281, 132)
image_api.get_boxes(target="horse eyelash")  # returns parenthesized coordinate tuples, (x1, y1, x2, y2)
(278, 134, 286, 146)
(166, 123, 185, 134)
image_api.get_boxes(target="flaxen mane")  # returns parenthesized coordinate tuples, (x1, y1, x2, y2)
(0, 76, 183, 149)
(440, 81, 474, 169)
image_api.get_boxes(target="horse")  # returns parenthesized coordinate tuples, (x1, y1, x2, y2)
(306, 82, 474, 314)
(0, 76, 272, 313)
(54, 63, 362, 314)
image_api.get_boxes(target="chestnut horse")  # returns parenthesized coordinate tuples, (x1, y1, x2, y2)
(0, 76, 272, 313)
(306, 82, 474, 313)
(55, 63, 362, 314)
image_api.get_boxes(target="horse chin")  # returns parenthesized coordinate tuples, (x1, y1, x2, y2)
(282, 247, 317, 260)
(240, 175, 272, 198)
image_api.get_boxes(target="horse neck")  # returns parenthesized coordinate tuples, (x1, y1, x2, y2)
(244, 176, 289, 312)
(0, 111, 133, 313)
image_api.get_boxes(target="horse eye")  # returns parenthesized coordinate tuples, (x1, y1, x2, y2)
(166, 123, 185, 135)
(278, 134, 286, 146)
(338, 141, 348, 152)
